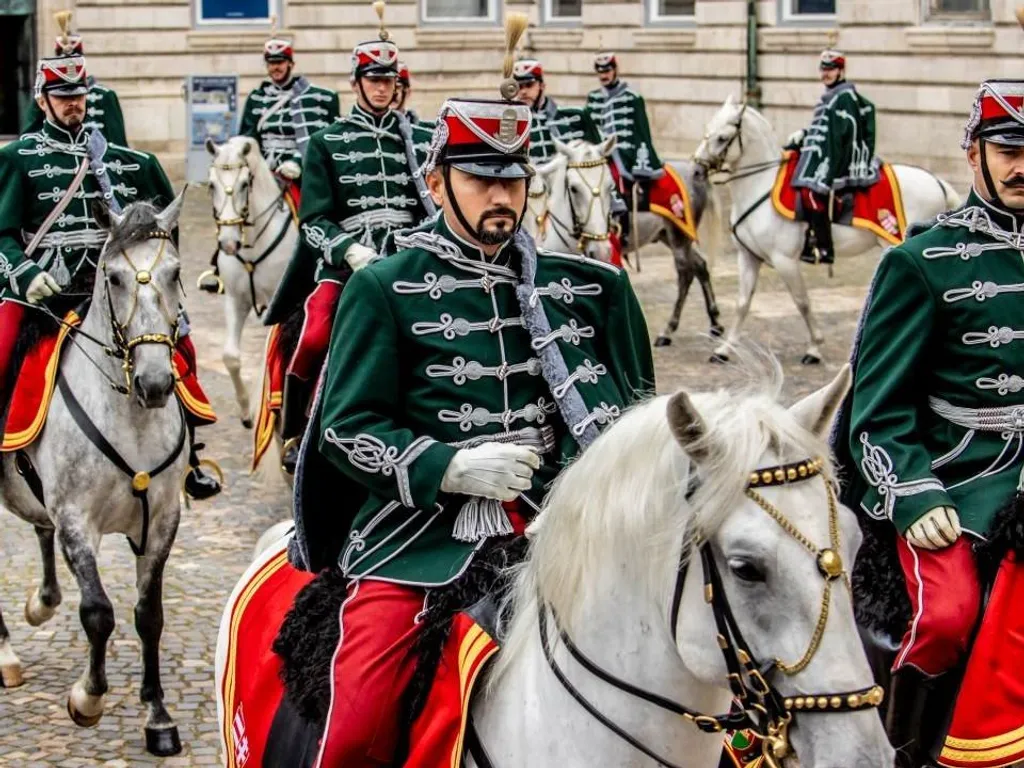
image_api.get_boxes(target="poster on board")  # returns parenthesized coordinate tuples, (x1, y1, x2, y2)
(185, 74, 239, 183)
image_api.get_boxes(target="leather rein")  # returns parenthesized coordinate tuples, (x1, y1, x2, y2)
(468, 457, 884, 768)
(530, 156, 615, 251)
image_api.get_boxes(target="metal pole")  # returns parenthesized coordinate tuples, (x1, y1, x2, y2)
(745, 0, 762, 108)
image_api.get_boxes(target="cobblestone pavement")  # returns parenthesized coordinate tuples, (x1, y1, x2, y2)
(0, 194, 876, 765)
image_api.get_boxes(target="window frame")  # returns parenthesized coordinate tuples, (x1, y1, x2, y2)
(542, 0, 582, 25)
(419, 0, 501, 25)
(645, 0, 697, 26)
(921, 0, 990, 23)
(779, 0, 837, 25)
(194, 0, 280, 27)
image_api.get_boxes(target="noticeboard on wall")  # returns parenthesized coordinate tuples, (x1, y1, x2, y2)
(184, 74, 239, 183)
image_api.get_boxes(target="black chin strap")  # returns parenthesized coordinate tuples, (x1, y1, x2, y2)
(979, 138, 1007, 210)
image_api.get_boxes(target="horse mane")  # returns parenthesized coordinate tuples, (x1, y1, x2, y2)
(495, 354, 834, 680)
(104, 201, 164, 256)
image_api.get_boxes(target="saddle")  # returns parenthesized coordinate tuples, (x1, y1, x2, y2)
(252, 307, 304, 472)
(772, 150, 907, 246)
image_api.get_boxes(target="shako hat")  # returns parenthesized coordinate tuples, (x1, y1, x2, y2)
(53, 11, 83, 56)
(397, 61, 411, 86)
(963, 80, 1024, 149)
(424, 13, 532, 179)
(35, 54, 89, 98)
(264, 16, 293, 62)
(819, 30, 844, 70)
(593, 52, 617, 73)
(512, 58, 543, 83)
(352, 1, 399, 79)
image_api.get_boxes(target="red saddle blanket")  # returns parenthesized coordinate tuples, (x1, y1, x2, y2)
(1, 313, 215, 453)
(611, 164, 699, 243)
(771, 150, 907, 246)
(939, 552, 1024, 768)
(251, 324, 286, 472)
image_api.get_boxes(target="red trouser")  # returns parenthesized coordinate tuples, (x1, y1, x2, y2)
(0, 300, 26, 393)
(894, 536, 981, 675)
(288, 280, 343, 382)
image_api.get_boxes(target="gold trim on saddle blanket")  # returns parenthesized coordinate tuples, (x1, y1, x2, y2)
(251, 323, 284, 472)
(450, 623, 500, 768)
(940, 722, 1024, 767)
(648, 163, 699, 243)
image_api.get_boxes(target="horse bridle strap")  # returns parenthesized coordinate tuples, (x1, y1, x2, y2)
(56, 373, 187, 556)
(232, 211, 291, 317)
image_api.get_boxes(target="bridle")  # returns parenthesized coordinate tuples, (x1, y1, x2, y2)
(531, 156, 615, 252)
(101, 231, 180, 397)
(467, 456, 885, 768)
(695, 102, 786, 185)
(211, 161, 251, 240)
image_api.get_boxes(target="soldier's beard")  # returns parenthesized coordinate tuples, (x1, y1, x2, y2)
(477, 208, 518, 244)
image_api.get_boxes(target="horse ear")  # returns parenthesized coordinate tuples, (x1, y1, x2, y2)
(598, 134, 617, 157)
(205, 136, 218, 156)
(788, 364, 852, 440)
(553, 138, 573, 157)
(536, 157, 561, 178)
(92, 199, 125, 231)
(667, 391, 713, 464)
(724, 93, 735, 107)
(241, 139, 254, 157)
(156, 188, 188, 233)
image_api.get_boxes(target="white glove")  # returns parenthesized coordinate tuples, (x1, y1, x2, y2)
(906, 506, 961, 550)
(786, 129, 806, 147)
(278, 160, 302, 180)
(25, 271, 61, 304)
(344, 242, 378, 272)
(440, 443, 541, 502)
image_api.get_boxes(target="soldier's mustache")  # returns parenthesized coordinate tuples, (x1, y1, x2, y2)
(479, 207, 518, 224)
(1002, 175, 1024, 188)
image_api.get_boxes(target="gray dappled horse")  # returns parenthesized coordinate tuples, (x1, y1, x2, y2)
(0, 196, 192, 757)
(525, 137, 724, 345)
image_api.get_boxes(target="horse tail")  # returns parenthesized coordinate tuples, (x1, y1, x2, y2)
(696, 174, 725, 271)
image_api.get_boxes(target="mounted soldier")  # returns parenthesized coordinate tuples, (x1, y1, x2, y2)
(22, 12, 127, 147)
(838, 79, 1024, 767)
(788, 43, 878, 266)
(513, 57, 602, 164)
(262, 0, 436, 472)
(282, 16, 654, 765)
(0, 51, 221, 500)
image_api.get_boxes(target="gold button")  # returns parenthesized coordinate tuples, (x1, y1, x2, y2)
(830, 696, 842, 709)
(817, 697, 828, 710)
(848, 694, 862, 708)
(774, 469, 785, 482)
(136, 270, 152, 285)
(817, 549, 844, 580)
(798, 464, 808, 477)
(762, 471, 773, 484)
(787, 468, 797, 481)
(132, 471, 151, 492)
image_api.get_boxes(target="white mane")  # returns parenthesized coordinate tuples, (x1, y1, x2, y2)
(496, 362, 834, 677)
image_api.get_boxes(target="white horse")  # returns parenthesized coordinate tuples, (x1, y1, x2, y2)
(694, 95, 961, 365)
(218, 365, 894, 767)
(205, 136, 297, 427)
(527, 137, 724, 343)
(0, 197, 192, 756)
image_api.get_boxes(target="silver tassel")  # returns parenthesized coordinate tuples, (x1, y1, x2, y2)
(52, 250, 71, 288)
(452, 497, 513, 543)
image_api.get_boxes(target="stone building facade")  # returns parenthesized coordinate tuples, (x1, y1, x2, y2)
(5, 0, 1020, 185)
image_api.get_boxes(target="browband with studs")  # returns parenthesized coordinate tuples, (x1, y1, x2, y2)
(747, 458, 824, 489)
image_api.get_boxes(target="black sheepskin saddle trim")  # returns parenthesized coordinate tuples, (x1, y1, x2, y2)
(273, 538, 528, 730)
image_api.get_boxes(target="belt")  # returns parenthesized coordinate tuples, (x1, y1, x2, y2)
(340, 209, 414, 233)
(929, 396, 1024, 432)
(23, 229, 107, 250)
(452, 425, 557, 454)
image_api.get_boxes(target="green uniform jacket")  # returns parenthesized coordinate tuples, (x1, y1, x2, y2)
(793, 81, 878, 196)
(846, 191, 1024, 536)
(238, 77, 341, 173)
(310, 216, 655, 585)
(530, 96, 602, 163)
(22, 80, 128, 147)
(585, 81, 661, 179)
(0, 120, 173, 301)
(263, 105, 431, 325)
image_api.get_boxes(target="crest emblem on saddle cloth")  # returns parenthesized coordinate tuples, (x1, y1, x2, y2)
(878, 208, 899, 237)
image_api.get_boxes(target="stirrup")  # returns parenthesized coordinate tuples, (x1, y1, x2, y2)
(280, 437, 301, 475)
(196, 270, 225, 295)
(180, 458, 226, 507)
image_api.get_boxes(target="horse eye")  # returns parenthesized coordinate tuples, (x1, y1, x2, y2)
(109, 274, 122, 288)
(170, 267, 181, 284)
(728, 558, 766, 584)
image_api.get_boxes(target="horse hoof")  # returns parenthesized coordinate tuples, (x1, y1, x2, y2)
(145, 725, 182, 757)
(709, 324, 725, 338)
(1, 664, 24, 688)
(709, 353, 729, 364)
(653, 336, 673, 348)
(801, 354, 822, 366)
(67, 697, 102, 728)
(241, 417, 254, 430)
(25, 591, 57, 627)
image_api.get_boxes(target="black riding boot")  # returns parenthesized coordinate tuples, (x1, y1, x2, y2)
(183, 423, 222, 500)
(280, 375, 309, 475)
(801, 209, 835, 265)
(885, 666, 957, 768)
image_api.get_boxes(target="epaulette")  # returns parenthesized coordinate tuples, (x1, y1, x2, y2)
(536, 248, 622, 274)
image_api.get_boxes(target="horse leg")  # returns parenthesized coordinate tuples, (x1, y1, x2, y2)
(654, 243, 695, 348)
(25, 525, 61, 627)
(135, 542, 182, 756)
(712, 248, 762, 363)
(222, 292, 253, 429)
(0, 603, 24, 688)
(772, 252, 825, 365)
(58, 521, 114, 727)
(689, 245, 723, 337)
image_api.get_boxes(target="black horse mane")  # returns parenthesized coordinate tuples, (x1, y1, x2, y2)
(103, 200, 165, 255)
(272, 537, 527, 732)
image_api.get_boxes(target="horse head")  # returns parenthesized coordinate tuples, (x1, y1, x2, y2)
(508, 363, 893, 768)
(207, 136, 258, 256)
(548, 136, 617, 263)
(694, 94, 750, 173)
(93, 194, 185, 409)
